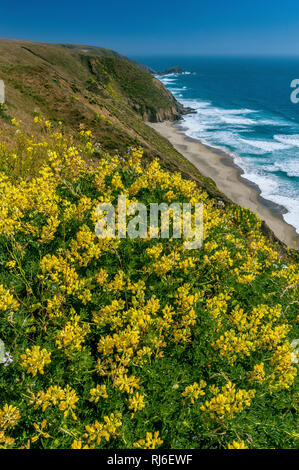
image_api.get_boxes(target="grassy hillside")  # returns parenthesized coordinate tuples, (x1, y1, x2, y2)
(0, 39, 226, 196)
(0, 39, 183, 155)
(0, 39, 298, 449)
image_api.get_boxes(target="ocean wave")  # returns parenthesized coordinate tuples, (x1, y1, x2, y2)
(274, 134, 299, 147)
(221, 116, 255, 125)
(260, 119, 291, 126)
(181, 99, 260, 130)
(168, 87, 187, 92)
(159, 77, 177, 85)
(240, 138, 291, 152)
(269, 160, 299, 178)
(180, 99, 212, 109)
(240, 171, 299, 233)
(181, 98, 256, 116)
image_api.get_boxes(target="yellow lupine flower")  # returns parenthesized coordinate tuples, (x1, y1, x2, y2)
(133, 431, 163, 449)
(247, 363, 266, 383)
(71, 440, 92, 449)
(114, 374, 140, 395)
(34, 385, 79, 419)
(84, 413, 122, 445)
(0, 404, 21, 430)
(200, 381, 255, 418)
(228, 440, 248, 449)
(89, 384, 108, 403)
(128, 392, 145, 418)
(182, 381, 207, 404)
(55, 314, 90, 352)
(20, 346, 51, 376)
(0, 285, 19, 312)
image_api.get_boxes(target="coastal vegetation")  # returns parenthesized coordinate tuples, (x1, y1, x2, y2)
(0, 40, 298, 449)
(0, 119, 298, 449)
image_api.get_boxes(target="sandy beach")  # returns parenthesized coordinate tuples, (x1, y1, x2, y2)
(148, 120, 299, 249)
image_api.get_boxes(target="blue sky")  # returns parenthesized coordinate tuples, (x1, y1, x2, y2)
(1, 0, 299, 56)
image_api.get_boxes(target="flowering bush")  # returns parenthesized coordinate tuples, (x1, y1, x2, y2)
(0, 120, 298, 449)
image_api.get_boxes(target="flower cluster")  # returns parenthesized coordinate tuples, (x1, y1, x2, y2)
(20, 346, 51, 376)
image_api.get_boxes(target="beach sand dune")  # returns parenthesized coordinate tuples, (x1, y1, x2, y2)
(148, 121, 299, 249)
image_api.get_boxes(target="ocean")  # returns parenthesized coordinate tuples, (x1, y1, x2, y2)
(134, 57, 299, 233)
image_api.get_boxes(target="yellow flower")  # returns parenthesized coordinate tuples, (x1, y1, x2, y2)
(200, 381, 255, 418)
(32, 419, 51, 442)
(128, 392, 145, 418)
(133, 431, 163, 449)
(55, 314, 90, 353)
(227, 440, 248, 449)
(5, 260, 16, 270)
(71, 440, 92, 449)
(95, 269, 109, 286)
(247, 363, 266, 383)
(114, 374, 140, 395)
(34, 385, 79, 419)
(182, 381, 206, 404)
(89, 385, 108, 403)
(0, 404, 21, 430)
(84, 413, 122, 445)
(20, 346, 51, 376)
(0, 285, 19, 312)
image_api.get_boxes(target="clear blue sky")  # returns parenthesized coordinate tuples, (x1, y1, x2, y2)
(1, 0, 299, 57)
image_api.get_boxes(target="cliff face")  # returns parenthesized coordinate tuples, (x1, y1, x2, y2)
(150, 77, 194, 121)
(84, 54, 186, 123)
(0, 39, 184, 127)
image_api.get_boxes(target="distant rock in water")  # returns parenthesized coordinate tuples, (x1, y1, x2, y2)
(156, 66, 184, 76)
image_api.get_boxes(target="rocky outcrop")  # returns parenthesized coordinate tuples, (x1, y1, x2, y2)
(148, 77, 195, 122)
(156, 66, 183, 75)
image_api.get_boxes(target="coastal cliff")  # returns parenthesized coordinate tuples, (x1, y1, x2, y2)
(0, 38, 296, 254)
(0, 38, 217, 196)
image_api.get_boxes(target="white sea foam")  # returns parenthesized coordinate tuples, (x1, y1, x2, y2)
(180, 98, 211, 109)
(240, 171, 299, 233)
(221, 116, 255, 125)
(274, 134, 299, 147)
(168, 87, 186, 92)
(159, 78, 176, 85)
(260, 119, 291, 126)
(240, 138, 291, 152)
(269, 160, 299, 178)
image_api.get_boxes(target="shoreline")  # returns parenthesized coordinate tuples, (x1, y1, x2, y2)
(148, 120, 299, 249)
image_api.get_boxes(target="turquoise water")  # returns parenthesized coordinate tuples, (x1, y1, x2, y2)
(135, 57, 299, 232)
